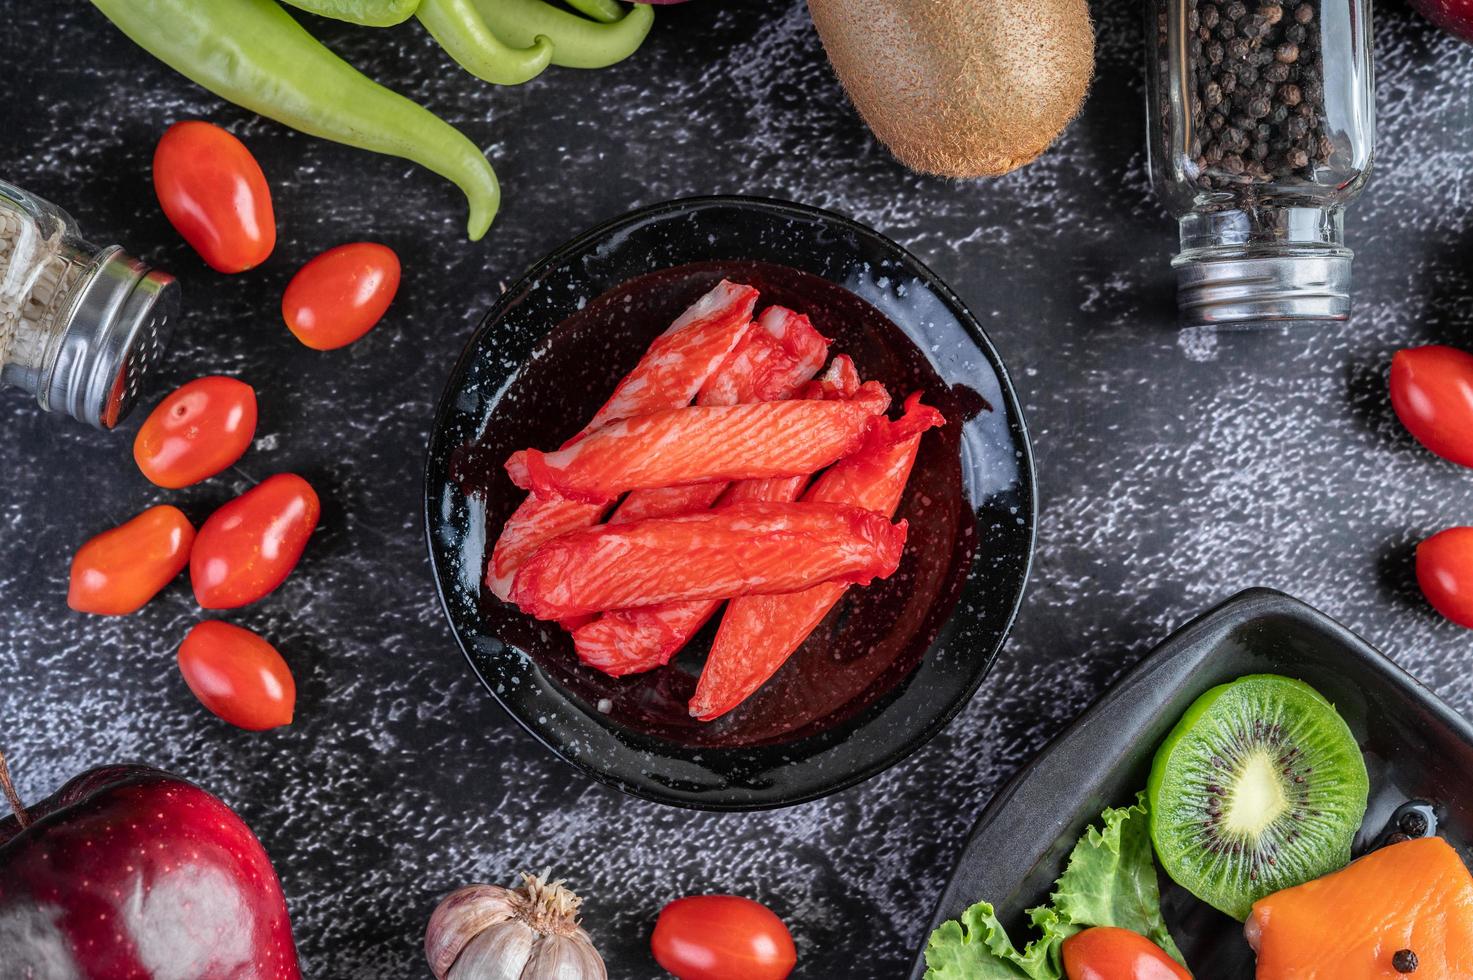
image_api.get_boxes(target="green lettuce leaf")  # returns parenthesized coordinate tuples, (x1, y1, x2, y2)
(923, 792, 1185, 979)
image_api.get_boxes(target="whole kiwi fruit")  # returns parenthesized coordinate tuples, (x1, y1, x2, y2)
(806, 0, 1095, 178)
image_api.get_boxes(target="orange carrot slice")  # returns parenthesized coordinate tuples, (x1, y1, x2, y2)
(510, 501, 908, 621)
(574, 356, 862, 677)
(485, 280, 758, 600)
(689, 393, 944, 721)
(506, 382, 890, 503)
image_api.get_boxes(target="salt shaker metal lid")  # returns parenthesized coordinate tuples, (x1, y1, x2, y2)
(42, 246, 178, 429)
(0, 177, 179, 430)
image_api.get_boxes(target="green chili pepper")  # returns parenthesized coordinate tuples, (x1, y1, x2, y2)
(277, 0, 419, 27)
(417, 0, 553, 86)
(472, 0, 653, 69)
(561, 0, 625, 25)
(90, 0, 499, 240)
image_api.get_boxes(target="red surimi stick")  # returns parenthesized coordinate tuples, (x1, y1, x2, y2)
(510, 502, 908, 622)
(608, 305, 829, 526)
(574, 356, 862, 677)
(505, 382, 891, 503)
(689, 393, 945, 722)
(485, 280, 759, 600)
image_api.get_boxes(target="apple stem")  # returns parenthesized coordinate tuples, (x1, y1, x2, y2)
(0, 747, 30, 828)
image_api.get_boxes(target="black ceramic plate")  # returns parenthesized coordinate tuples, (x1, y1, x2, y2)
(424, 196, 1035, 810)
(910, 587, 1473, 979)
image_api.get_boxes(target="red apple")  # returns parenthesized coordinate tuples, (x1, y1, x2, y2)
(1409, 0, 1473, 43)
(0, 754, 300, 978)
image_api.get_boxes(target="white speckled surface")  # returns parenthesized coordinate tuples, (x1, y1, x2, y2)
(2, 1, 1473, 976)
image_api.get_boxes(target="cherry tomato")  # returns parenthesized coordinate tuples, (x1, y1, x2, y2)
(281, 242, 401, 350)
(1061, 927, 1190, 980)
(178, 621, 295, 730)
(1390, 345, 1473, 468)
(1417, 526, 1473, 629)
(191, 473, 320, 609)
(133, 376, 258, 489)
(68, 505, 196, 615)
(153, 120, 275, 273)
(651, 895, 795, 980)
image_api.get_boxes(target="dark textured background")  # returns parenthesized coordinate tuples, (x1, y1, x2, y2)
(3, 2, 1472, 977)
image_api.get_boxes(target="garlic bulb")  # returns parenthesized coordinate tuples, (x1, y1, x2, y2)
(426, 873, 607, 980)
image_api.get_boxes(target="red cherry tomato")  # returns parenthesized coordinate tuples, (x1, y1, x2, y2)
(1390, 345, 1473, 468)
(281, 242, 401, 350)
(1061, 927, 1190, 980)
(191, 473, 320, 609)
(153, 120, 275, 273)
(134, 376, 258, 489)
(1417, 526, 1473, 629)
(178, 621, 295, 730)
(651, 895, 796, 980)
(68, 505, 196, 615)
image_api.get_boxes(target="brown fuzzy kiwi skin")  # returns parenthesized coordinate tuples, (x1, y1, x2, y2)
(806, 0, 1096, 179)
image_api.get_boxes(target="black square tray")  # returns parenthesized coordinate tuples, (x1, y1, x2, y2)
(910, 588, 1473, 979)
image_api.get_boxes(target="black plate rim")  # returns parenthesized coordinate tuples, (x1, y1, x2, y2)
(422, 193, 1038, 810)
(907, 586, 1473, 977)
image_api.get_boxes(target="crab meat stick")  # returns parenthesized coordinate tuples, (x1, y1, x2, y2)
(506, 382, 891, 503)
(574, 356, 862, 676)
(587, 279, 760, 430)
(690, 394, 944, 721)
(485, 280, 758, 600)
(510, 501, 908, 621)
(610, 305, 829, 525)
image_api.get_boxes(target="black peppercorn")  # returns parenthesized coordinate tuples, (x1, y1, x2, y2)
(1225, 0, 1246, 18)
(1285, 22, 1308, 43)
(1276, 42, 1300, 63)
(1393, 949, 1419, 974)
(1221, 71, 1238, 93)
(1287, 147, 1308, 168)
(1205, 80, 1224, 106)
(1228, 37, 1251, 60)
(1208, 41, 1225, 64)
(1203, 3, 1221, 26)
(1264, 61, 1290, 83)
(1294, 2, 1313, 23)
(1279, 83, 1302, 106)
(1259, 3, 1283, 24)
(1249, 97, 1271, 118)
(1221, 153, 1245, 174)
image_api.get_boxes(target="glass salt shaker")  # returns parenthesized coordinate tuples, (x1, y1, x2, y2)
(1146, 0, 1375, 326)
(0, 178, 178, 429)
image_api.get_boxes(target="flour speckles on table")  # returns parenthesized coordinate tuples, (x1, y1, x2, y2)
(3, 2, 1473, 977)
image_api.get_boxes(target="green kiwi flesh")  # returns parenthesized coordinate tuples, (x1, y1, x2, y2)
(1147, 674, 1368, 921)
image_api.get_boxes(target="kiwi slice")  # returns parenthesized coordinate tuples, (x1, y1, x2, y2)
(1147, 674, 1368, 921)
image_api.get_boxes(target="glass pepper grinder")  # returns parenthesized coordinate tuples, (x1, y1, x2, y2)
(0, 178, 178, 429)
(1146, 0, 1375, 326)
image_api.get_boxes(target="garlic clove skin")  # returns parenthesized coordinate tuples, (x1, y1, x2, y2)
(428, 873, 606, 980)
(427, 884, 519, 980)
(523, 931, 608, 980)
(448, 920, 539, 980)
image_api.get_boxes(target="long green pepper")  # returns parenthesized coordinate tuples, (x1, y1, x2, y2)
(415, 0, 553, 86)
(91, 0, 500, 239)
(471, 0, 653, 69)
(277, 0, 419, 27)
